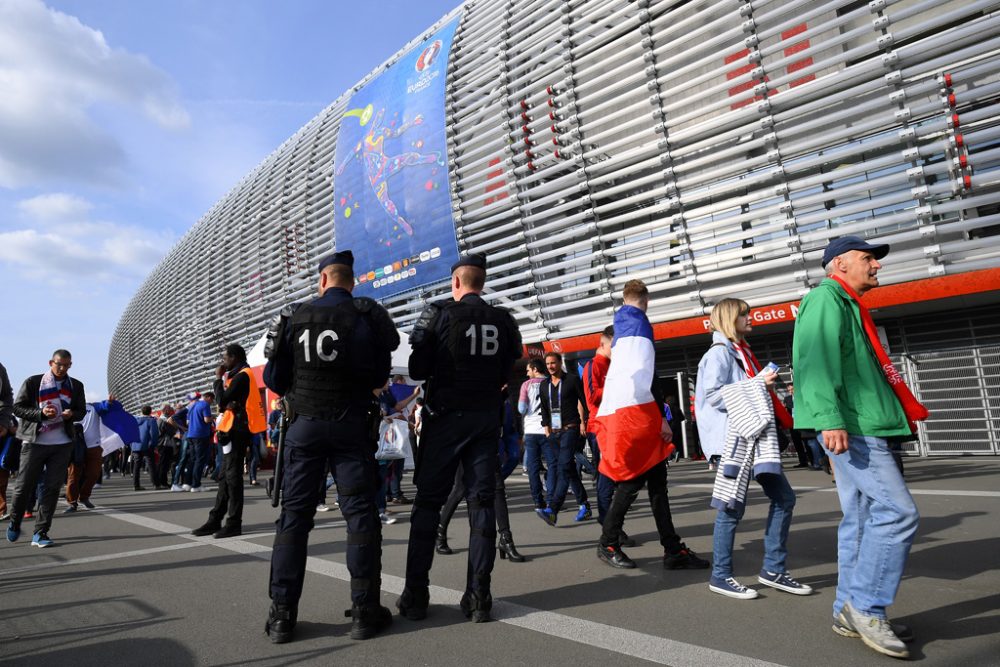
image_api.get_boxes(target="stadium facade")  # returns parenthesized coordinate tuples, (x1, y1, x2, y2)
(109, 0, 1000, 455)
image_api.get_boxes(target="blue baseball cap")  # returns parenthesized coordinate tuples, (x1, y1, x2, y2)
(821, 235, 890, 268)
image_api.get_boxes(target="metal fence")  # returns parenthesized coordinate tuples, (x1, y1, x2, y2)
(109, 0, 1000, 413)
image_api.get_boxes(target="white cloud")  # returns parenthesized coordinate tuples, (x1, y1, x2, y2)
(0, 0, 190, 188)
(16, 192, 93, 221)
(1, 193, 173, 283)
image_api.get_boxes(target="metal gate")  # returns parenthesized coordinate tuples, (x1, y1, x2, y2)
(908, 346, 1000, 455)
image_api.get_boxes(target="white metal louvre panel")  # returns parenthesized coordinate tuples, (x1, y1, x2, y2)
(109, 0, 1000, 411)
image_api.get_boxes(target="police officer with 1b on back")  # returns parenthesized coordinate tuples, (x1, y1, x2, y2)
(397, 253, 522, 623)
(261, 250, 400, 644)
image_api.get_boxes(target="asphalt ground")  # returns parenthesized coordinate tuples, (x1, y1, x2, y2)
(0, 457, 998, 667)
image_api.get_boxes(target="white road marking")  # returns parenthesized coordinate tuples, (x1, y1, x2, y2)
(17, 505, 788, 667)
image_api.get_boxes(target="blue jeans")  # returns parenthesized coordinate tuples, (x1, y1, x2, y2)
(588, 433, 615, 525)
(807, 438, 827, 469)
(822, 433, 919, 620)
(546, 430, 589, 514)
(376, 462, 391, 513)
(523, 433, 549, 508)
(172, 439, 191, 486)
(498, 433, 520, 480)
(249, 434, 262, 483)
(189, 437, 211, 489)
(711, 472, 796, 581)
(388, 458, 404, 498)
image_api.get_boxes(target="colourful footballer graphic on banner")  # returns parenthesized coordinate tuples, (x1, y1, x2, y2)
(333, 17, 461, 298)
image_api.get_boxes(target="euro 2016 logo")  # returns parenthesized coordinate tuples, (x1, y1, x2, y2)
(415, 40, 442, 72)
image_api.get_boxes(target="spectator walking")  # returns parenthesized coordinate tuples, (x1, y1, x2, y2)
(696, 298, 810, 600)
(581, 326, 618, 531)
(155, 405, 179, 489)
(66, 403, 107, 510)
(133, 405, 159, 491)
(517, 359, 549, 510)
(793, 236, 924, 659)
(187, 392, 214, 492)
(536, 351, 591, 525)
(593, 281, 708, 572)
(6, 349, 86, 548)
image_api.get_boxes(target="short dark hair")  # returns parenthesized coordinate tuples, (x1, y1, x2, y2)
(544, 352, 562, 363)
(141, 405, 152, 416)
(224, 343, 247, 364)
(601, 325, 614, 339)
(203, 391, 215, 401)
(322, 264, 354, 287)
(528, 358, 546, 374)
(52, 349, 72, 360)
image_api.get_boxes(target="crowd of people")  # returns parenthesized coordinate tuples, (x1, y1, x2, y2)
(0, 234, 925, 660)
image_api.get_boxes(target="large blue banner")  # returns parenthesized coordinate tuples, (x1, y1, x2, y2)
(333, 17, 461, 298)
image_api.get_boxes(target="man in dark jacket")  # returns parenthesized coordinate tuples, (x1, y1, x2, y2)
(6, 349, 86, 547)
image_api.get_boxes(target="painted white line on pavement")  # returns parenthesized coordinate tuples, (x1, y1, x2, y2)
(0, 540, 209, 577)
(88, 506, 786, 667)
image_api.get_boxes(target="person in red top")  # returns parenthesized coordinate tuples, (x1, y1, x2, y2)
(582, 326, 632, 546)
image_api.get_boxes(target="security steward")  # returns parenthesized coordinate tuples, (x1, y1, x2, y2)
(192, 343, 266, 538)
(397, 253, 522, 623)
(261, 250, 400, 644)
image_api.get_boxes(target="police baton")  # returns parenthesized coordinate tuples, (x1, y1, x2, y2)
(266, 398, 290, 508)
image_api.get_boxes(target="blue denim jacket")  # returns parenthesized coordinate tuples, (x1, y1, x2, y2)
(695, 331, 746, 458)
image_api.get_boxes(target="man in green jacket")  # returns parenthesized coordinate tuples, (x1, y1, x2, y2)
(793, 236, 922, 660)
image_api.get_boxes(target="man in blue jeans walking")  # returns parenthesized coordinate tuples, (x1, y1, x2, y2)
(536, 352, 591, 525)
(794, 236, 926, 659)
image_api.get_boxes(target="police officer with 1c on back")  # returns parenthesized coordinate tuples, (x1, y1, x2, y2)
(397, 253, 522, 623)
(261, 250, 400, 644)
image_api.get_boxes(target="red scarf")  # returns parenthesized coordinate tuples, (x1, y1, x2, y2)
(733, 340, 794, 430)
(831, 275, 929, 432)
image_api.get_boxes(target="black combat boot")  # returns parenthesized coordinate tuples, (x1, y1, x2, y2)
(497, 530, 525, 562)
(459, 589, 492, 623)
(264, 603, 297, 644)
(346, 603, 393, 640)
(435, 525, 453, 555)
(396, 586, 429, 620)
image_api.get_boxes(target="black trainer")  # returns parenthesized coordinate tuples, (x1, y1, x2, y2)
(396, 586, 429, 620)
(663, 544, 710, 570)
(597, 544, 636, 569)
(346, 604, 393, 640)
(264, 604, 297, 644)
(459, 590, 492, 623)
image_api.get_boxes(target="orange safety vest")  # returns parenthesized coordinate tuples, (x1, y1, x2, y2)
(218, 367, 267, 435)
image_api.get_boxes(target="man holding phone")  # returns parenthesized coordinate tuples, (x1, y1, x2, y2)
(6, 350, 86, 548)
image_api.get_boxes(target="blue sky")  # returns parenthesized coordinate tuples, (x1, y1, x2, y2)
(0, 0, 460, 400)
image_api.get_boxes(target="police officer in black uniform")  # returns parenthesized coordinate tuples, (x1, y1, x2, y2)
(397, 253, 522, 623)
(261, 250, 400, 643)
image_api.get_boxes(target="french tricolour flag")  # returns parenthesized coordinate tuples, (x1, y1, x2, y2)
(595, 305, 673, 482)
(82, 402, 140, 456)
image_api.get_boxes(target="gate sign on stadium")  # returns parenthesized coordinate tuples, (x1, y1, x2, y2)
(332, 16, 462, 299)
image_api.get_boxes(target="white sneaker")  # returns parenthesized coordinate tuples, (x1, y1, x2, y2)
(190, 486, 204, 493)
(316, 504, 330, 512)
(181, 484, 192, 491)
(170, 484, 183, 492)
(379, 512, 397, 525)
(93, 483, 102, 489)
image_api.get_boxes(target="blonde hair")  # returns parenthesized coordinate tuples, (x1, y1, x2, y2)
(709, 298, 750, 342)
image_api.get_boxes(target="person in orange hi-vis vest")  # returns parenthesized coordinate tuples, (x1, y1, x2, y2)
(191, 343, 266, 539)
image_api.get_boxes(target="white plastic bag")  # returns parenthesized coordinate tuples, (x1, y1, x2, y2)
(376, 419, 410, 461)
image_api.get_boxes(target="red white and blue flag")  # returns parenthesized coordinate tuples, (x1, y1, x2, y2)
(595, 305, 673, 482)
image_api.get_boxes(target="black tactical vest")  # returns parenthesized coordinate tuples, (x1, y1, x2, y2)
(285, 301, 361, 418)
(432, 299, 511, 410)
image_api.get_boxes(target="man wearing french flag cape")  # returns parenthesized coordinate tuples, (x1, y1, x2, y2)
(594, 280, 709, 571)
